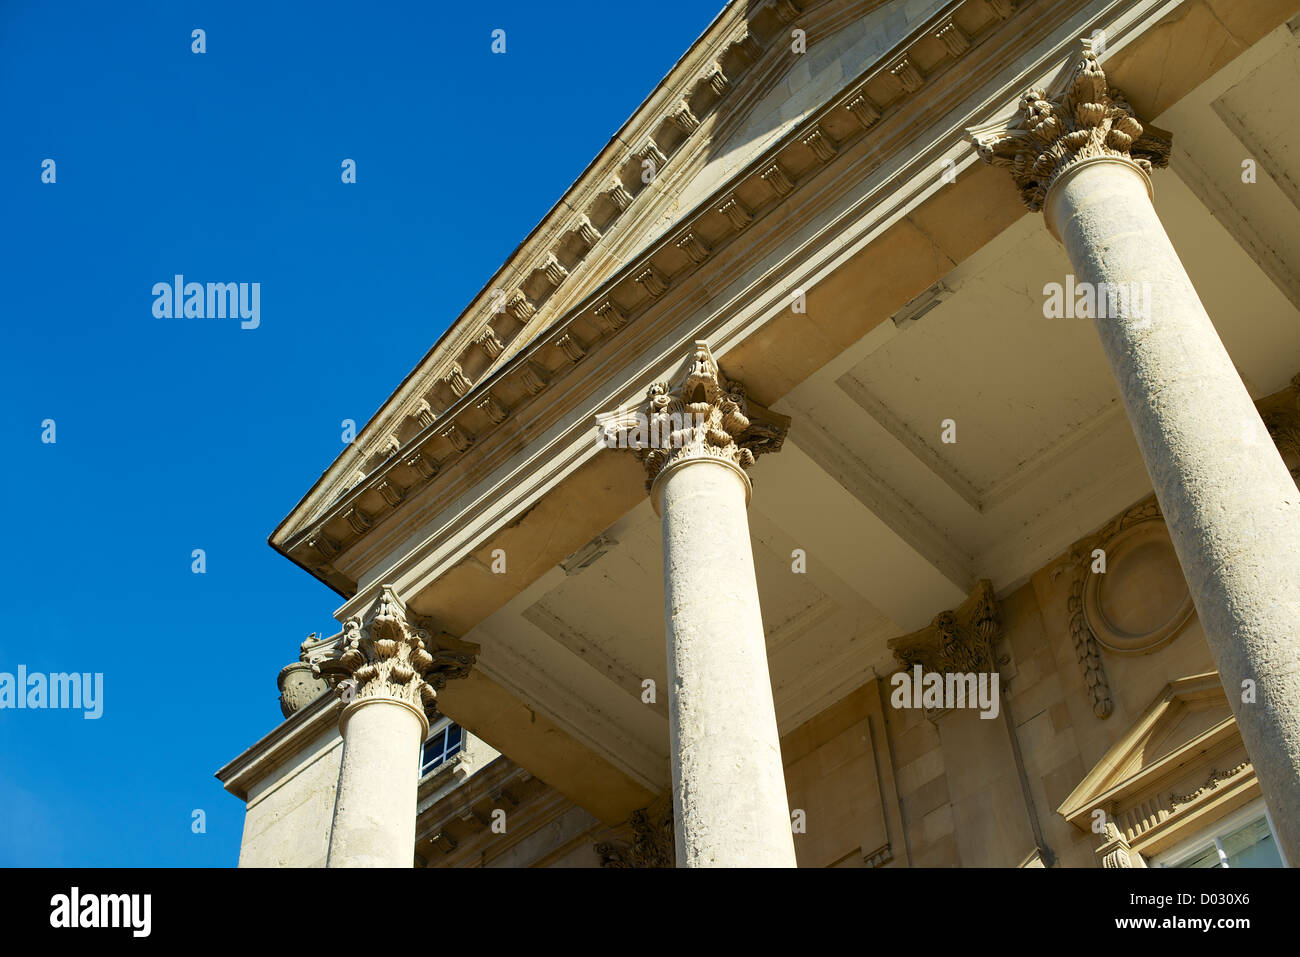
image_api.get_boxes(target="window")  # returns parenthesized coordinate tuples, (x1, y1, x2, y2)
(420, 721, 463, 777)
(1155, 799, 1286, 868)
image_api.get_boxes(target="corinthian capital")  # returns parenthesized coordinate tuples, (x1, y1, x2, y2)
(888, 579, 1001, 674)
(598, 340, 789, 494)
(967, 38, 1172, 210)
(324, 585, 479, 717)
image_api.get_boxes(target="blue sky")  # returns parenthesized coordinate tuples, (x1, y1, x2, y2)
(0, 0, 724, 866)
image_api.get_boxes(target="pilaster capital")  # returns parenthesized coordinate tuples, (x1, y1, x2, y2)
(967, 38, 1172, 212)
(319, 585, 479, 720)
(888, 579, 1002, 675)
(594, 794, 675, 868)
(597, 340, 790, 496)
(886, 580, 1002, 724)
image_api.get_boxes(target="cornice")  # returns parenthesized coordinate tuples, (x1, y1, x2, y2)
(275, 0, 1041, 593)
(272, 0, 826, 555)
(414, 760, 586, 866)
(415, 757, 534, 841)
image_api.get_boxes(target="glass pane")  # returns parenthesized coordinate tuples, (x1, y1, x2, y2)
(1221, 817, 1283, 868)
(421, 738, 442, 774)
(418, 724, 465, 776)
(1172, 844, 1223, 868)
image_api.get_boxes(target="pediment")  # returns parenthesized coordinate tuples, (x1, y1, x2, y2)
(678, 0, 951, 217)
(1058, 673, 1256, 855)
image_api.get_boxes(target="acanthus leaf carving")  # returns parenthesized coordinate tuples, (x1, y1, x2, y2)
(475, 327, 504, 361)
(889, 579, 1002, 677)
(443, 363, 472, 398)
(599, 340, 790, 494)
(1098, 820, 1145, 869)
(319, 585, 479, 719)
(671, 100, 700, 134)
(595, 795, 675, 868)
(968, 37, 1172, 211)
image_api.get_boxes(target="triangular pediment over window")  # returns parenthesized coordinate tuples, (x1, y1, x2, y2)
(1058, 673, 1257, 862)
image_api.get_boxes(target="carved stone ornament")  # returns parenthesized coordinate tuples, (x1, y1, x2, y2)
(1169, 763, 1250, 812)
(312, 585, 480, 719)
(1052, 500, 1149, 718)
(1083, 519, 1194, 657)
(671, 100, 700, 134)
(475, 327, 504, 360)
(864, 843, 893, 868)
(1058, 673, 1257, 859)
(507, 291, 535, 321)
(597, 341, 790, 494)
(444, 363, 472, 398)
(1051, 497, 1164, 719)
(277, 658, 330, 718)
(595, 796, 675, 868)
(968, 37, 1172, 211)
(1098, 820, 1146, 869)
(888, 579, 1002, 675)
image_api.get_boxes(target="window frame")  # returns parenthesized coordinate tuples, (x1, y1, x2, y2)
(1151, 797, 1288, 868)
(419, 717, 465, 779)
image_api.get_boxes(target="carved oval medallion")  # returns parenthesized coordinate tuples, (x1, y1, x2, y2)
(1083, 520, 1193, 655)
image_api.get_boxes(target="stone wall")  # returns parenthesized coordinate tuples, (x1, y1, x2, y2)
(237, 725, 342, 868)
(777, 497, 1247, 867)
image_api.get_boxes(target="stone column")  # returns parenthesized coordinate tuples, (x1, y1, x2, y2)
(321, 586, 475, 868)
(971, 39, 1300, 864)
(329, 688, 426, 868)
(605, 341, 796, 867)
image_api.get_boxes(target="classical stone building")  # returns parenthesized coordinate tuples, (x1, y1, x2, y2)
(217, 0, 1300, 868)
